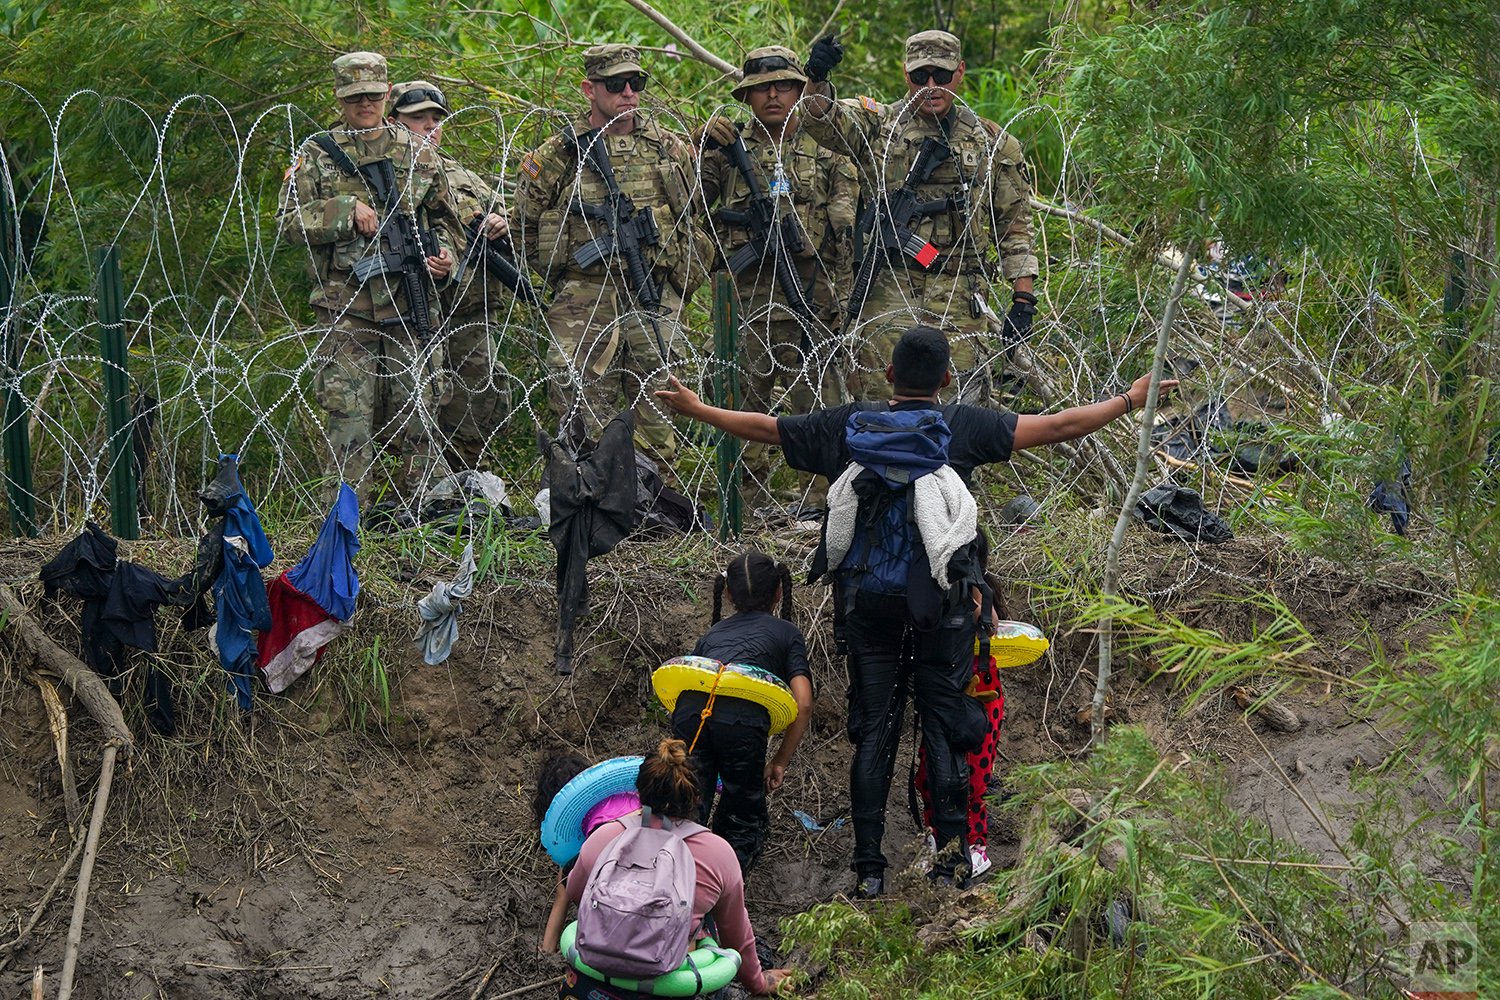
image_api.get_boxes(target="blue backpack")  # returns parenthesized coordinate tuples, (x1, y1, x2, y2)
(828, 406, 954, 596)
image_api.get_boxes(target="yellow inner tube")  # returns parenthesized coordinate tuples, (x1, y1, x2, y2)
(975, 621, 1050, 668)
(652, 656, 799, 734)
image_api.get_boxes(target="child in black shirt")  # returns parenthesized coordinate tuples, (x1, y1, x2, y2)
(672, 551, 813, 873)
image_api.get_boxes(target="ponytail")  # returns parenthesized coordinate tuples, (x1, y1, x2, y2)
(636, 738, 701, 819)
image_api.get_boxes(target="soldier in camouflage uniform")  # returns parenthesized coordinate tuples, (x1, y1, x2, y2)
(509, 44, 703, 473)
(277, 52, 460, 495)
(698, 47, 859, 508)
(800, 30, 1039, 403)
(388, 80, 516, 471)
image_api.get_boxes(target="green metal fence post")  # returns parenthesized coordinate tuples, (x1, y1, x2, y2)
(95, 244, 138, 539)
(0, 173, 36, 536)
(711, 272, 743, 540)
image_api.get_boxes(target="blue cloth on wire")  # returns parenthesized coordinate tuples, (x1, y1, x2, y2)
(286, 483, 360, 621)
(210, 455, 274, 711)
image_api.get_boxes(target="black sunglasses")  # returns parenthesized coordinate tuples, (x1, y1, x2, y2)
(394, 87, 448, 113)
(909, 67, 955, 86)
(596, 74, 648, 94)
(743, 54, 795, 75)
(340, 92, 385, 106)
(749, 79, 801, 94)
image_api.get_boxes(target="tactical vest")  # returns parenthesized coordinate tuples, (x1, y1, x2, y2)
(443, 160, 509, 315)
(715, 127, 853, 261)
(870, 102, 1009, 272)
(534, 116, 694, 284)
(300, 125, 445, 321)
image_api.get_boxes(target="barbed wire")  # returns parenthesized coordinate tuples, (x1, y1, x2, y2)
(0, 85, 1419, 560)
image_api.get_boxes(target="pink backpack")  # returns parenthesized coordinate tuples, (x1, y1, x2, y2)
(575, 808, 705, 978)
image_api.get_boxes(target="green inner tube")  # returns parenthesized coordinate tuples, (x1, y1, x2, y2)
(560, 920, 742, 996)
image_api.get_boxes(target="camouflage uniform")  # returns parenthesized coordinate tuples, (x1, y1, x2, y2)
(437, 161, 517, 469)
(276, 53, 459, 493)
(699, 46, 859, 504)
(509, 45, 702, 471)
(803, 31, 1038, 402)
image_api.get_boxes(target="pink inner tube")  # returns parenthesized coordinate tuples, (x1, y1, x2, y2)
(583, 791, 641, 834)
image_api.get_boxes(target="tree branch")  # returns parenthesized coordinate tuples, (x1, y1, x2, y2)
(1092, 244, 1197, 745)
(619, 0, 741, 78)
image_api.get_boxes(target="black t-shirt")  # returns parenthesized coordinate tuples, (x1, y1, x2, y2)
(673, 611, 811, 732)
(777, 400, 1018, 485)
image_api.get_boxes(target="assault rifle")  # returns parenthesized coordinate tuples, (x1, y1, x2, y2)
(843, 136, 957, 328)
(346, 155, 443, 340)
(459, 216, 546, 309)
(564, 126, 666, 352)
(709, 135, 819, 338)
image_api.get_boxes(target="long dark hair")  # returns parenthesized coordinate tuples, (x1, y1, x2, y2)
(531, 750, 591, 828)
(712, 550, 793, 624)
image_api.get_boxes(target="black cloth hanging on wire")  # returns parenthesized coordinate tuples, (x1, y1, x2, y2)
(39, 522, 198, 735)
(542, 412, 641, 675)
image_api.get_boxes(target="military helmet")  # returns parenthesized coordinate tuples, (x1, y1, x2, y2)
(390, 80, 449, 116)
(333, 51, 389, 98)
(732, 46, 808, 102)
(904, 30, 961, 71)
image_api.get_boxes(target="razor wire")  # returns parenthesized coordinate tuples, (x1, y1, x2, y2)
(0, 83, 1418, 562)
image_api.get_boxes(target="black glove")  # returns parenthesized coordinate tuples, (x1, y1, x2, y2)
(1003, 290, 1037, 343)
(805, 34, 844, 83)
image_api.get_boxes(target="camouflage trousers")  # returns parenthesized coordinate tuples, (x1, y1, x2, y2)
(312, 309, 441, 497)
(542, 279, 686, 473)
(847, 271, 998, 404)
(438, 310, 512, 471)
(736, 309, 843, 507)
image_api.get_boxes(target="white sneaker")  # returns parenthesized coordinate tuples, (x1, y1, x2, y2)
(969, 843, 993, 879)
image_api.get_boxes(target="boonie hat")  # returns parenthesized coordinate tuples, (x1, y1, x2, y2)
(904, 30, 961, 71)
(732, 45, 808, 102)
(583, 43, 646, 79)
(333, 51, 389, 99)
(390, 80, 449, 115)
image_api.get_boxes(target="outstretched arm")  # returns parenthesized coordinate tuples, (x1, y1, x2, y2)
(655, 377, 781, 445)
(1012, 374, 1178, 452)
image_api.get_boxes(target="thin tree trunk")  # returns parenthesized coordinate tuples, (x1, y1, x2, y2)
(1091, 247, 1196, 745)
(56, 744, 117, 1000)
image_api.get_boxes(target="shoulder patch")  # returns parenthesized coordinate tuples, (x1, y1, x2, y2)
(282, 154, 302, 183)
(859, 95, 883, 113)
(519, 153, 542, 180)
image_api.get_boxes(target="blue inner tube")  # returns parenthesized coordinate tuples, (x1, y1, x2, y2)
(560, 920, 742, 996)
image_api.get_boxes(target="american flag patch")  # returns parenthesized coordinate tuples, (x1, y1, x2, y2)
(519, 153, 542, 179)
(859, 96, 882, 113)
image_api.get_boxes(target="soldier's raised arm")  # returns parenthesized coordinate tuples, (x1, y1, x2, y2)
(991, 130, 1039, 288)
(797, 35, 882, 161)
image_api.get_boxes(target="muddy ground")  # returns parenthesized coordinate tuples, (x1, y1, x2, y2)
(0, 525, 1453, 998)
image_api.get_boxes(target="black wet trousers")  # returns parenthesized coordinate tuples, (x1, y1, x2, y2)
(670, 714, 770, 874)
(843, 589, 985, 875)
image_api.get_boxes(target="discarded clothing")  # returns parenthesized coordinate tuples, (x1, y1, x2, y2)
(1134, 484, 1234, 544)
(415, 543, 476, 666)
(258, 574, 347, 694)
(256, 485, 360, 693)
(1368, 457, 1412, 536)
(544, 412, 641, 674)
(286, 483, 360, 622)
(208, 456, 274, 711)
(633, 452, 705, 535)
(39, 523, 191, 735)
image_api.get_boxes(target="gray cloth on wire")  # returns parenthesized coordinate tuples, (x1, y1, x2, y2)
(1134, 483, 1234, 544)
(415, 543, 477, 665)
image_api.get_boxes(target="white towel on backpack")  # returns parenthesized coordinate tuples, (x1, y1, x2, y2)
(824, 463, 978, 591)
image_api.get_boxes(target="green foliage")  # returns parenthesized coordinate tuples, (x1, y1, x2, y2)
(786, 728, 1429, 998)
